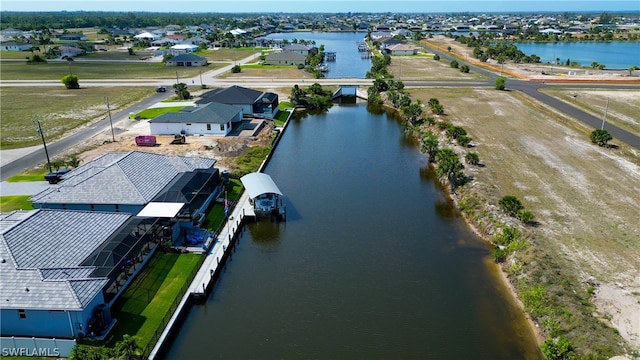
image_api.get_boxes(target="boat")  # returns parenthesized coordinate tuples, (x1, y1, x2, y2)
(317, 64, 329, 72)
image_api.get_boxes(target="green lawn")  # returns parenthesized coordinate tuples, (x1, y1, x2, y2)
(0, 50, 34, 59)
(0, 61, 211, 80)
(0, 86, 155, 149)
(107, 252, 201, 349)
(5, 169, 48, 182)
(197, 48, 262, 62)
(202, 179, 243, 231)
(273, 109, 291, 126)
(0, 196, 34, 212)
(132, 106, 185, 120)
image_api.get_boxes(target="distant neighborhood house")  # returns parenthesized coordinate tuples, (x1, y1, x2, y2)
(384, 43, 418, 56)
(264, 51, 306, 66)
(0, 42, 32, 51)
(165, 53, 207, 67)
(169, 43, 199, 55)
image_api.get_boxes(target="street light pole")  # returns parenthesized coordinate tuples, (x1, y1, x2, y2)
(105, 97, 115, 142)
(35, 120, 52, 173)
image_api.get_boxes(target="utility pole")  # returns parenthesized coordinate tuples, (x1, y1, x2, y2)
(601, 98, 609, 130)
(105, 97, 115, 142)
(199, 70, 203, 86)
(35, 120, 52, 173)
(175, 70, 179, 86)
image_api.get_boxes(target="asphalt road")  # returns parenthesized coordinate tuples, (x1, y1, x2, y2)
(1, 51, 638, 181)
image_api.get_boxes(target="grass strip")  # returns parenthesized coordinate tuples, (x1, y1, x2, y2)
(107, 252, 201, 348)
(0, 196, 34, 212)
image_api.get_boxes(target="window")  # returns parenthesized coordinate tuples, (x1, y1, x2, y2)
(90, 204, 95, 211)
(18, 309, 26, 319)
(207, 124, 211, 131)
(115, 204, 120, 212)
(220, 124, 225, 131)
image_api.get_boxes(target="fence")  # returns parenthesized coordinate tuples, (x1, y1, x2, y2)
(0, 337, 76, 358)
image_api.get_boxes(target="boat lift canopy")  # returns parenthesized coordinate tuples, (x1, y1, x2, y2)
(240, 172, 283, 199)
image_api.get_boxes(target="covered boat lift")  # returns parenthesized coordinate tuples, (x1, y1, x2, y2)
(240, 172, 286, 221)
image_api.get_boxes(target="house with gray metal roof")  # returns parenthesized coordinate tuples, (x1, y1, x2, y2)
(0, 209, 163, 339)
(148, 102, 242, 136)
(196, 85, 280, 119)
(30, 151, 219, 217)
(264, 51, 307, 67)
(165, 53, 207, 66)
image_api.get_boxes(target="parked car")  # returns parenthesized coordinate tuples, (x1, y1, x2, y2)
(44, 169, 71, 184)
(156, 86, 167, 93)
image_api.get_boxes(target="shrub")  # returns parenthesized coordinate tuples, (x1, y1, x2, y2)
(61, 74, 80, 89)
(590, 129, 612, 147)
(517, 209, 535, 224)
(495, 76, 506, 90)
(499, 195, 523, 216)
(433, 54, 440, 61)
(492, 246, 508, 263)
(450, 60, 459, 68)
(465, 152, 480, 165)
(541, 336, 574, 360)
(457, 134, 471, 147)
(231, 65, 241, 73)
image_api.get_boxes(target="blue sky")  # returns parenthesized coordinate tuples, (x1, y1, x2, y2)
(1, 0, 637, 13)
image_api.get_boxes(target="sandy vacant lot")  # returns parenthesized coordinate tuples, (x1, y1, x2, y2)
(408, 86, 640, 351)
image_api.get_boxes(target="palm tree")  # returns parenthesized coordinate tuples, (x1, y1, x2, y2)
(66, 155, 83, 168)
(115, 334, 140, 358)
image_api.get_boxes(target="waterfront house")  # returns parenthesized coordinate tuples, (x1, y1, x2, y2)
(196, 85, 280, 119)
(282, 43, 312, 56)
(264, 51, 307, 67)
(149, 102, 242, 136)
(384, 43, 418, 56)
(0, 209, 162, 339)
(30, 151, 220, 218)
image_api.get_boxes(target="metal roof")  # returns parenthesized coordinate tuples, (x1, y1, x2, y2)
(0, 209, 130, 310)
(240, 172, 283, 199)
(30, 151, 216, 206)
(197, 85, 263, 105)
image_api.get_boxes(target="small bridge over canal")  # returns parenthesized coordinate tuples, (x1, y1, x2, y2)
(331, 85, 368, 101)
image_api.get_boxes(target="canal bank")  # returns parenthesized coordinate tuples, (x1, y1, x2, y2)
(146, 111, 295, 359)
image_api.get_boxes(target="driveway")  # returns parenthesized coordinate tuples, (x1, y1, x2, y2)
(0, 181, 50, 196)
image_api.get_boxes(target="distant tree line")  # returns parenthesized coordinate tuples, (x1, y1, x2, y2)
(0, 11, 263, 31)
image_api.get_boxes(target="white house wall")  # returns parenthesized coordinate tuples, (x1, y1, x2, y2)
(149, 122, 230, 136)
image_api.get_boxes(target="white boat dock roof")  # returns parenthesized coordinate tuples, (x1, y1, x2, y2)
(240, 172, 283, 199)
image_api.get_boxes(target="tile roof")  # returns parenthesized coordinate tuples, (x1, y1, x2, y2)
(0, 209, 129, 310)
(149, 102, 241, 124)
(31, 151, 216, 206)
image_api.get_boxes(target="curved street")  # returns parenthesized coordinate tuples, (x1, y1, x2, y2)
(1, 50, 638, 181)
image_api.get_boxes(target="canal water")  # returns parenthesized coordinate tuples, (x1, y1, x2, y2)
(514, 41, 640, 69)
(266, 32, 371, 78)
(163, 104, 541, 359)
